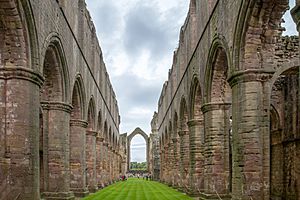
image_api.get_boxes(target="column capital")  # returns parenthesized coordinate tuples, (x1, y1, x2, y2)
(178, 130, 189, 137)
(96, 137, 104, 142)
(291, 4, 300, 31)
(187, 119, 203, 127)
(103, 142, 109, 147)
(172, 137, 179, 142)
(201, 102, 231, 114)
(41, 101, 73, 113)
(228, 69, 274, 88)
(70, 119, 88, 128)
(86, 130, 97, 137)
(0, 66, 44, 87)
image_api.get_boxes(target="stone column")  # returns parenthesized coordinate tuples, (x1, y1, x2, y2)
(188, 119, 205, 196)
(96, 136, 104, 188)
(41, 101, 74, 200)
(164, 144, 169, 184)
(160, 149, 164, 181)
(178, 130, 189, 191)
(171, 137, 180, 187)
(108, 145, 113, 184)
(167, 141, 174, 186)
(69, 120, 88, 197)
(228, 70, 273, 199)
(0, 68, 43, 200)
(102, 142, 109, 185)
(201, 102, 231, 199)
(86, 130, 98, 192)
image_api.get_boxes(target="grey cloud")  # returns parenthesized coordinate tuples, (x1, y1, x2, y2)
(123, 3, 172, 60)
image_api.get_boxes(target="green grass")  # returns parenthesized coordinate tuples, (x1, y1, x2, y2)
(82, 178, 193, 200)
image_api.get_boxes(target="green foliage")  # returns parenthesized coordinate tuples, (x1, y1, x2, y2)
(130, 162, 147, 170)
(82, 178, 193, 200)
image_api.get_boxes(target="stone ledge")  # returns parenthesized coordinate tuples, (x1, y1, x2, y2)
(86, 130, 97, 137)
(70, 119, 88, 128)
(41, 101, 73, 113)
(42, 191, 75, 200)
(228, 69, 274, 87)
(201, 102, 231, 114)
(0, 66, 44, 87)
(70, 188, 89, 197)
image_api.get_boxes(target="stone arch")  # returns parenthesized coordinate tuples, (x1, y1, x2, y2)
(233, 0, 289, 71)
(173, 112, 179, 138)
(204, 37, 232, 104)
(202, 40, 232, 196)
(270, 66, 299, 199)
(39, 36, 73, 198)
(103, 121, 108, 142)
(71, 75, 86, 120)
(41, 34, 70, 102)
(87, 97, 96, 131)
(0, 0, 36, 70)
(190, 76, 203, 120)
(127, 128, 149, 172)
(97, 110, 102, 136)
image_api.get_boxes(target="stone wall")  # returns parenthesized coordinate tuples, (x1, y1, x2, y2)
(155, 0, 300, 199)
(0, 0, 125, 199)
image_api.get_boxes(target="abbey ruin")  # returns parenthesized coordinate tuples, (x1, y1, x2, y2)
(0, 0, 299, 200)
(155, 0, 300, 199)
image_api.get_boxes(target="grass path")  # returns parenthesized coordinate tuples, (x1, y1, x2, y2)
(82, 178, 193, 200)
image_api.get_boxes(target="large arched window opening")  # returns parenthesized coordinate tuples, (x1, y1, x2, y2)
(127, 128, 149, 173)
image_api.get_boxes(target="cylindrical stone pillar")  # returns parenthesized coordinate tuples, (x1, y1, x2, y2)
(86, 130, 98, 192)
(201, 102, 231, 198)
(229, 70, 273, 199)
(178, 130, 189, 191)
(69, 119, 88, 197)
(41, 101, 74, 200)
(96, 136, 104, 188)
(0, 68, 43, 200)
(102, 142, 109, 185)
(167, 141, 174, 186)
(172, 137, 180, 187)
(160, 149, 164, 181)
(188, 119, 205, 195)
(164, 144, 169, 184)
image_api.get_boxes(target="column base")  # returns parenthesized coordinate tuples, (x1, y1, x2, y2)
(88, 185, 98, 193)
(42, 192, 75, 200)
(199, 192, 231, 200)
(70, 188, 89, 197)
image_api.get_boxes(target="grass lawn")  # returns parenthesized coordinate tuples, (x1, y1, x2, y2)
(82, 178, 193, 200)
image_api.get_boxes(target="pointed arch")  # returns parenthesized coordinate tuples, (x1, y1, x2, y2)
(233, 0, 289, 71)
(189, 76, 203, 120)
(87, 97, 96, 131)
(179, 97, 189, 131)
(41, 34, 70, 102)
(97, 110, 102, 136)
(71, 75, 86, 120)
(205, 37, 232, 104)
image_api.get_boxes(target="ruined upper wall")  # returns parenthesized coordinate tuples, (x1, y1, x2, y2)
(31, 0, 120, 132)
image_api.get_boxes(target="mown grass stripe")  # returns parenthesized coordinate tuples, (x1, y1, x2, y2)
(82, 178, 192, 200)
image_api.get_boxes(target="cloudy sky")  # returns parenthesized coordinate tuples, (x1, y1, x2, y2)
(86, 0, 297, 162)
(86, 0, 189, 162)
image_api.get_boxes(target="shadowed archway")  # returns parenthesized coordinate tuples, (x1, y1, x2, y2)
(127, 128, 149, 172)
